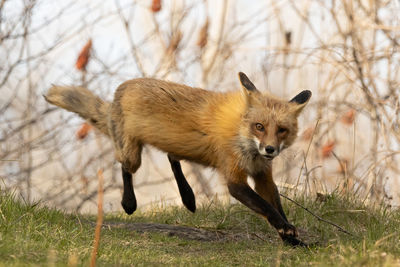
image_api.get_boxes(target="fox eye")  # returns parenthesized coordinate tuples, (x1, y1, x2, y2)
(255, 123, 264, 131)
(277, 127, 288, 134)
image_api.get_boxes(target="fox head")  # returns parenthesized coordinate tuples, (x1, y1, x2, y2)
(238, 72, 311, 160)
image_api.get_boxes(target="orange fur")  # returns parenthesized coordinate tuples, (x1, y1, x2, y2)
(45, 72, 311, 246)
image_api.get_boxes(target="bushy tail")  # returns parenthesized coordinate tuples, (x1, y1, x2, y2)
(44, 85, 110, 136)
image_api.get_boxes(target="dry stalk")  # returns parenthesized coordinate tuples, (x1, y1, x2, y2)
(90, 169, 104, 267)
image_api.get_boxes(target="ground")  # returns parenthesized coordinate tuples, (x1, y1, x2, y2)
(0, 190, 399, 266)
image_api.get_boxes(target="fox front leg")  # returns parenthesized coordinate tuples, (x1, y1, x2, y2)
(227, 181, 307, 247)
(168, 154, 196, 213)
(252, 171, 288, 222)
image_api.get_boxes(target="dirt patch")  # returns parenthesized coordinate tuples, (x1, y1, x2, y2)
(101, 221, 276, 242)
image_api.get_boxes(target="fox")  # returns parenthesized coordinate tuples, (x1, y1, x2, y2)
(44, 72, 311, 246)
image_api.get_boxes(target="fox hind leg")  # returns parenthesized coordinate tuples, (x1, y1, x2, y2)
(168, 154, 196, 213)
(120, 142, 142, 215)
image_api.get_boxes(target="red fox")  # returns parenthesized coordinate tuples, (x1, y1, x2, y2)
(44, 72, 311, 246)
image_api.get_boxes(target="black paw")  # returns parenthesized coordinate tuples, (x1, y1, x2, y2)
(182, 191, 196, 213)
(181, 186, 196, 213)
(121, 198, 137, 215)
(278, 223, 308, 247)
(282, 235, 308, 247)
(278, 223, 298, 238)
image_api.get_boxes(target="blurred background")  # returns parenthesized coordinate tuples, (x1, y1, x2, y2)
(1, 0, 399, 213)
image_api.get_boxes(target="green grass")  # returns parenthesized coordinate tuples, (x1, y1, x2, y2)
(0, 190, 399, 266)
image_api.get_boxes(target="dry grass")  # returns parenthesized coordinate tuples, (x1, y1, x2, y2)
(0, 189, 400, 266)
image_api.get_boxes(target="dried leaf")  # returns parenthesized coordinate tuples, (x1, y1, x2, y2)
(197, 19, 209, 48)
(151, 0, 161, 13)
(75, 39, 92, 71)
(321, 140, 335, 158)
(76, 122, 92, 140)
(341, 109, 356, 125)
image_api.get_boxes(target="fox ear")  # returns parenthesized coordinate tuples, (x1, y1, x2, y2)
(238, 72, 259, 93)
(289, 90, 312, 115)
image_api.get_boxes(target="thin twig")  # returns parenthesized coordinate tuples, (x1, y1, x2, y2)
(90, 169, 104, 267)
(202, 0, 228, 85)
(280, 193, 356, 237)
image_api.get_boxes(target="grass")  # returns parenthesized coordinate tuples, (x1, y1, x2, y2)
(0, 190, 399, 266)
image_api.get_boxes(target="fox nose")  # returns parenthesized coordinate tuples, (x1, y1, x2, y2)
(265, 146, 275, 154)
